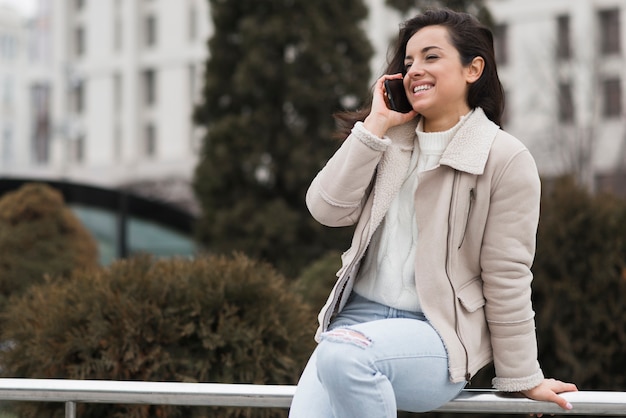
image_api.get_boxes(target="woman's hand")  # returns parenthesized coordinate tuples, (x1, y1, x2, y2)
(363, 74, 418, 138)
(522, 378, 578, 417)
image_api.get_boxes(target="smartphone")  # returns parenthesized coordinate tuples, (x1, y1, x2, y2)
(384, 79, 413, 113)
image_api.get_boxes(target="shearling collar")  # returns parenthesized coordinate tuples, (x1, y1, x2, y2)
(367, 108, 499, 237)
(439, 107, 500, 175)
(388, 107, 500, 175)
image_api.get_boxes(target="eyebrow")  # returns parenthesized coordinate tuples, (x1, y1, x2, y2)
(421, 46, 443, 53)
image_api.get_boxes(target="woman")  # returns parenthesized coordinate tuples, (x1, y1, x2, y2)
(289, 8, 577, 417)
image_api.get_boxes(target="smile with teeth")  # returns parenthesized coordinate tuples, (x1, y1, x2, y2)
(413, 84, 433, 93)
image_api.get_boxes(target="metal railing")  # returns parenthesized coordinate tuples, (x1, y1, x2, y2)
(0, 379, 624, 417)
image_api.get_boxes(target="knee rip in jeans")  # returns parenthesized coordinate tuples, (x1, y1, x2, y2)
(320, 327, 372, 349)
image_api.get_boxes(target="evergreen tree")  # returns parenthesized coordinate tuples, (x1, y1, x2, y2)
(386, 0, 492, 26)
(193, 0, 372, 277)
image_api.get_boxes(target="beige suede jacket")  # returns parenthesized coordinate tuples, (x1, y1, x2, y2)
(306, 108, 544, 392)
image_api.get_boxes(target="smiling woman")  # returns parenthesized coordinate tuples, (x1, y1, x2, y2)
(290, 7, 578, 418)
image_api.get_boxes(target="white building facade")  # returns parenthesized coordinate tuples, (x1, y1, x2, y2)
(0, 3, 46, 174)
(0, 0, 211, 212)
(1, 0, 625, 209)
(486, 0, 626, 194)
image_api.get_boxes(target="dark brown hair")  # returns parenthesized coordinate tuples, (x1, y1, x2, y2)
(335, 8, 504, 138)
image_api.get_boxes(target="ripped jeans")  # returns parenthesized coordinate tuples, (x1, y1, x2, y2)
(289, 292, 465, 418)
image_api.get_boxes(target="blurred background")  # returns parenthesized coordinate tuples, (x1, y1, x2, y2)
(1, 0, 625, 264)
(0, 1, 625, 417)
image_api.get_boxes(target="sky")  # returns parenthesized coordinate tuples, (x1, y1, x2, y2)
(0, 0, 37, 17)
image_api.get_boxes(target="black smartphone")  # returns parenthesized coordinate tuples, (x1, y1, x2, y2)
(384, 79, 413, 113)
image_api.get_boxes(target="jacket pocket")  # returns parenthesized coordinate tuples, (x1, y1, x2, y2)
(458, 188, 476, 249)
(457, 277, 485, 312)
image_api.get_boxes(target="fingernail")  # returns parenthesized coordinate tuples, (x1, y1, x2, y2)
(565, 402, 573, 410)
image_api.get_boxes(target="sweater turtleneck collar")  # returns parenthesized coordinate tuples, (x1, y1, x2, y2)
(415, 109, 474, 153)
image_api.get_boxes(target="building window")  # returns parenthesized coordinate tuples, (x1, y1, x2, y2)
(75, 25, 85, 57)
(142, 69, 156, 106)
(113, 73, 122, 110)
(189, 64, 198, 104)
(74, 81, 85, 114)
(73, 135, 85, 163)
(144, 15, 157, 48)
(599, 9, 621, 55)
(189, 4, 197, 41)
(31, 83, 51, 164)
(556, 15, 571, 60)
(1, 35, 17, 61)
(2, 127, 12, 164)
(113, 16, 123, 52)
(113, 74, 122, 160)
(2, 76, 13, 107)
(113, 0, 123, 51)
(113, 124, 122, 160)
(493, 24, 508, 65)
(603, 78, 622, 117)
(558, 82, 574, 122)
(145, 123, 156, 157)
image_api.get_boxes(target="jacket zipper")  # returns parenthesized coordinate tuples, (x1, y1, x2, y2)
(322, 274, 350, 331)
(446, 171, 472, 383)
(322, 253, 363, 331)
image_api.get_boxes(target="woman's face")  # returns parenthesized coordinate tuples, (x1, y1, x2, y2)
(403, 25, 477, 131)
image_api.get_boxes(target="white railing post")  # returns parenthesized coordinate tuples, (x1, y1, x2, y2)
(65, 401, 76, 418)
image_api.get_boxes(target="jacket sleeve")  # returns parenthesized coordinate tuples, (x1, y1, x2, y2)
(480, 147, 545, 392)
(306, 122, 389, 227)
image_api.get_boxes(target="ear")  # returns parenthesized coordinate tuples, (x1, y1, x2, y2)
(465, 56, 485, 84)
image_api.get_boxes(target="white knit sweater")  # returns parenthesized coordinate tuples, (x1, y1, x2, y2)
(353, 112, 472, 311)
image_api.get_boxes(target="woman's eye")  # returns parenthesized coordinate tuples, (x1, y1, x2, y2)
(425, 55, 439, 60)
(404, 62, 412, 71)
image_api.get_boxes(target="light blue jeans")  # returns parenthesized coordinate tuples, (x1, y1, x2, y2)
(289, 292, 465, 417)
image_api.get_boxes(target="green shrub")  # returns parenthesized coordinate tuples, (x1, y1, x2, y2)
(292, 250, 342, 310)
(0, 253, 317, 418)
(532, 176, 626, 391)
(0, 183, 98, 308)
